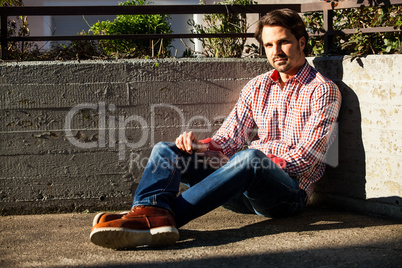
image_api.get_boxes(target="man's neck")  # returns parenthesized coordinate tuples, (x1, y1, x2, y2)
(278, 59, 306, 88)
(279, 74, 291, 88)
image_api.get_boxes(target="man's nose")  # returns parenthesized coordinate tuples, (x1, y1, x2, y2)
(273, 44, 282, 55)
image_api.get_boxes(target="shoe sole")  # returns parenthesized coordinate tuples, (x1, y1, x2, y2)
(90, 226, 179, 250)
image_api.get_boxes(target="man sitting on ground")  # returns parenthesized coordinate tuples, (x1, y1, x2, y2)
(90, 8, 342, 250)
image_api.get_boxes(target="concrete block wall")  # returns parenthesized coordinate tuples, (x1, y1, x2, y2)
(309, 55, 402, 219)
(1, 55, 401, 218)
(0, 58, 270, 214)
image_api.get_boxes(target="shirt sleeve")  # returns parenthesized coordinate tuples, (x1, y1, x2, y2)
(280, 82, 342, 177)
(210, 79, 257, 157)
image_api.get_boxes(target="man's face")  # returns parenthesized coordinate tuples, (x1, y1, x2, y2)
(262, 26, 306, 77)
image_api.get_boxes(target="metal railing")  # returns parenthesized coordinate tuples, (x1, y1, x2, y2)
(302, 0, 402, 54)
(0, 0, 401, 60)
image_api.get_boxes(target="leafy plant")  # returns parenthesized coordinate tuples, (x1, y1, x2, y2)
(39, 36, 106, 61)
(2, 0, 401, 60)
(1, 0, 39, 60)
(188, 0, 258, 58)
(303, 5, 401, 56)
(86, 0, 173, 58)
(304, 11, 326, 56)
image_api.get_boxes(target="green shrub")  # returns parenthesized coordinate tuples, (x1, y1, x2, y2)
(304, 5, 401, 56)
(87, 0, 173, 58)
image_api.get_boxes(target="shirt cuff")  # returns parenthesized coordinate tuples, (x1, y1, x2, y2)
(266, 154, 287, 169)
(199, 138, 224, 152)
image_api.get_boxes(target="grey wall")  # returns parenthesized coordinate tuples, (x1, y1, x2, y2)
(308, 55, 402, 219)
(1, 56, 401, 218)
(0, 58, 270, 214)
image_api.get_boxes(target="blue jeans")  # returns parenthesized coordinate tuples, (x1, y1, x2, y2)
(133, 142, 307, 228)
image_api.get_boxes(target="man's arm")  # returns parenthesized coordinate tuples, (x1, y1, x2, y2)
(209, 79, 257, 157)
(175, 76, 257, 157)
(276, 82, 341, 176)
(248, 80, 341, 176)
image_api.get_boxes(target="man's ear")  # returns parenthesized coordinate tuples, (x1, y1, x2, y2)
(299, 36, 306, 51)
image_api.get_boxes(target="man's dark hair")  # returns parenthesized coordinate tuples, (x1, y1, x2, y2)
(255, 8, 309, 55)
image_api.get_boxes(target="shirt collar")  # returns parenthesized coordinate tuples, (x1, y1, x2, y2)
(269, 60, 311, 85)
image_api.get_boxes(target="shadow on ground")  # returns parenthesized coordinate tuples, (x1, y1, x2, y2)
(1, 207, 401, 268)
(85, 207, 402, 267)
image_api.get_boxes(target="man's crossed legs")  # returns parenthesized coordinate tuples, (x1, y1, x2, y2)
(90, 142, 307, 249)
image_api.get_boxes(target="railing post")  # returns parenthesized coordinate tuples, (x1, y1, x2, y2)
(323, 4, 334, 54)
(1, 11, 8, 60)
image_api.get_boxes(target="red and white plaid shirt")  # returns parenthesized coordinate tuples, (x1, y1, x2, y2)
(210, 61, 341, 197)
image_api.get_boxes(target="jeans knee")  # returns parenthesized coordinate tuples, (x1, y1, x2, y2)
(241, 149, 266, 159)
(232, 149, 268, 169)
(152, 141, 177, 153)
(149, 142, 177, 160)
(154, 141, 172, 150)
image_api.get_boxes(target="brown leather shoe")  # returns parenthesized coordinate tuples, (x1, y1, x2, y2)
(90, 206, 179, 250)
(92, 211, 129, 227)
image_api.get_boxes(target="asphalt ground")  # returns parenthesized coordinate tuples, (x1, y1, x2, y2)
(1, 206, 401, 268)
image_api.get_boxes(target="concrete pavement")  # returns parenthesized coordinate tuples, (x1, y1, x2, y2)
(1, 206, 401, 267)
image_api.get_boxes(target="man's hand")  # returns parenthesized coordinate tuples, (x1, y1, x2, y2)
(175, 131, 207, 154)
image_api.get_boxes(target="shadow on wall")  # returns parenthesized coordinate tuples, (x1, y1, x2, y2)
(312, 56, 366, 201)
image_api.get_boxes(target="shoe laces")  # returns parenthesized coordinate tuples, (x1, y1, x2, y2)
(127, 205, 147, 215)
